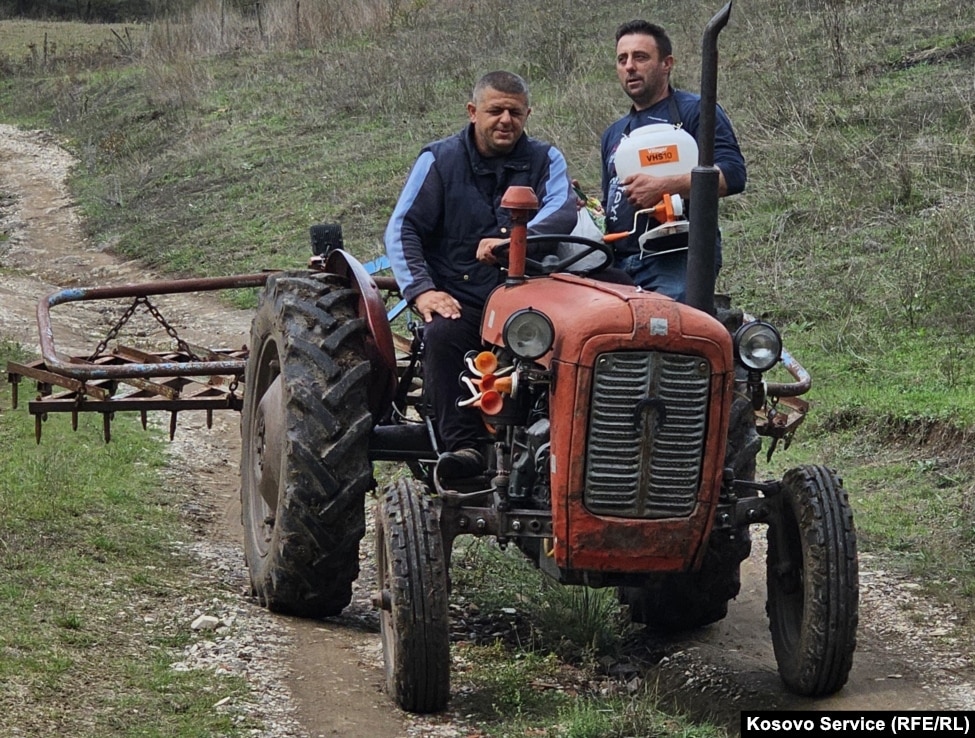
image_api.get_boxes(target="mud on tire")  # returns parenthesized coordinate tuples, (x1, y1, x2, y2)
(240, 271, 375, 618)
(376, 478, 451, 714)
(767, 464, 858, 696)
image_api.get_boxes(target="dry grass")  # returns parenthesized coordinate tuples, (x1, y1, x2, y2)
(0, 18, 143, 66)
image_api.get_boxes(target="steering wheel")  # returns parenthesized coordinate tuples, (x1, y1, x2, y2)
(493, 233, 614, 278)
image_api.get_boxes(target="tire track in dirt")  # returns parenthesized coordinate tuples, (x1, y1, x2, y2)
(0, 124, 419, 738)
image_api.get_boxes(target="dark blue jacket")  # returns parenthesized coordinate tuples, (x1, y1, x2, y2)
(601, 88, 746, 258)
(385, 124, 577, 307)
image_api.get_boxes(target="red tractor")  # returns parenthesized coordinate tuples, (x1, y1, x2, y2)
(8, 2, 857, 715)
(254, 136, 858, 713)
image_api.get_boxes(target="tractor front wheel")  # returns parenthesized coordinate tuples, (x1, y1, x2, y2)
(375, 478, 451, 713)
(767, 464, 858, 696)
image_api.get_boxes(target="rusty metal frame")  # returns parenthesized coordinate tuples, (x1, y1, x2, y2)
(35, 274, 270, 380)
(7, 273, 272, 441)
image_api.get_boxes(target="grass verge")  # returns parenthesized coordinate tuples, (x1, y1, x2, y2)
(0, 340, 255, 737)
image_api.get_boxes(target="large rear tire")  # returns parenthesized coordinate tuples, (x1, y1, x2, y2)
(240, 272, 375, 618)
(767, 465, 858, 696)
(376, 478, 450, 713)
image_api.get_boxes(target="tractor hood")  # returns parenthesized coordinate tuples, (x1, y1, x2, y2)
(481, 274, 733, 372)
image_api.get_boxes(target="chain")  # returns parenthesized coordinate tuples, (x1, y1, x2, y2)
(88, 296, 199, 362)
(142, 297, 199, 359)
(88, 297, 141, 361)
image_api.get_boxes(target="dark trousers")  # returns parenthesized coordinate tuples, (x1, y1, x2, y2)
(422, 308, 486, 452)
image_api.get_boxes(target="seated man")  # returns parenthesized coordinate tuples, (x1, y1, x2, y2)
(384, 70, 577, 479)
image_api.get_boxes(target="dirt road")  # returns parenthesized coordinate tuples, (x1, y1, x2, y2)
(2, 124, 972, 737)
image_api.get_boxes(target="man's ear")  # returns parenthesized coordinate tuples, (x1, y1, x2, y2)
(662, 54, 675, 74)
(466, 101, 477, 122)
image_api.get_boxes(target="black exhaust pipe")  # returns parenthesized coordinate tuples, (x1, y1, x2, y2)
(685, 2, 732, 316)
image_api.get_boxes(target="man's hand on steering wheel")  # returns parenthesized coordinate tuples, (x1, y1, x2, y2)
(476, 237, 507, 265)
(491, 234, 615, 278)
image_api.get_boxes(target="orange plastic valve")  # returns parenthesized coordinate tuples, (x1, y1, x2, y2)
(475, 390, 504, 415)
(651, 192, 679, 223)
(473, 351, 498, 375)
(478, 374, 514, 394)
(602, 194, 682, 244)
(493, 375, 514, 394)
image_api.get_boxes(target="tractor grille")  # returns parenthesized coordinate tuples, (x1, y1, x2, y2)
(584, 351, 710, 518)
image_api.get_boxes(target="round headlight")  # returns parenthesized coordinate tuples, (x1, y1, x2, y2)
(502, 308, 554, 360)
(734, 320, 782, 372)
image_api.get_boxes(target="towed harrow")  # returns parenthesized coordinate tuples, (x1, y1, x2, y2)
(6, 274, 267, 442)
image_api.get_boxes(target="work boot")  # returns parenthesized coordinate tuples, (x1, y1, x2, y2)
(437, 447, 485, 480)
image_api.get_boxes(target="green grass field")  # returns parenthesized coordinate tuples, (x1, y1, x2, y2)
(0, 341, 254, 737)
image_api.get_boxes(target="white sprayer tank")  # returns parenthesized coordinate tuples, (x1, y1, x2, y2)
(614, 124, 699, 180)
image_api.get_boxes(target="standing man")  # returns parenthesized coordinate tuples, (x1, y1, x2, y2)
(602, 20, 746, 302)
(385, 70, 577, 479)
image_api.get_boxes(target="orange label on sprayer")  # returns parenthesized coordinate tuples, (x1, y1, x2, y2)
(638, 144, 680, 167)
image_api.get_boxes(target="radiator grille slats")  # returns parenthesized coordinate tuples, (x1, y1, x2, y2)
(584, 352, 710, 518)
